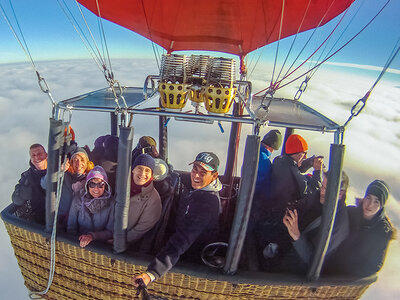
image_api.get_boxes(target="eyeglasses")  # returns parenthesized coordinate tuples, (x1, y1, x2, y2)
(88, 181, 106, 189)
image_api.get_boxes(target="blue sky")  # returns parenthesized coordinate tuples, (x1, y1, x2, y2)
(0, 0, 399, 70)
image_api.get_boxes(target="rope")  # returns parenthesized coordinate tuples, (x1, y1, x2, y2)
(29, 117, 71, 298)
(254, 0, 342, 96)
(273, 2, 350, 91)
(273, 0, 312, 86)
(267, 0, 392, 93)
(307, 1, 364, 83)
(140, 0, 160, 71)
(0, 1, 56, 108)
(341, 36, 400, 134)
(269, 0, 286, 87)
(95, 0, 114, 81)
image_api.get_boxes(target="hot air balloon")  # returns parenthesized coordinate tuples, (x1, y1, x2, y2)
(2, 0, 397, 299)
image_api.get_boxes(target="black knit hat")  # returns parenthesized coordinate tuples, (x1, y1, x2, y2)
(261, 130, 282, 150)
(365, 180, 389, 207)
(132, 154, 155, 172)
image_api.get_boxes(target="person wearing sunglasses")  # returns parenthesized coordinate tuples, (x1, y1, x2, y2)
(67, 165, 114, 248)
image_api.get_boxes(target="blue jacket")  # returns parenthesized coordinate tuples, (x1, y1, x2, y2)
(254, 145, 272, 198)
(147, 179, 221, 280)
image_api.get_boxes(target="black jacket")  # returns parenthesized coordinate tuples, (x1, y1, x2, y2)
(267, 154, 321, 213)
(12, 161, 46, 224)
(324, 206, 394, 277)
(147, 186, 220, 279)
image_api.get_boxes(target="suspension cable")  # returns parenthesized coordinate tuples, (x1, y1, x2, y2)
(273, 0, 312, 86)
(0, 1, 56, 108)
(254, 0, 342, 96)
(294, 2, 360, 100)
(57, 0, 104, 73)
(341, 36, 400, 134)
(73, 0, 107, 66)
(264, 0, 392, 93)
(95, 0, 114, 82)
(273, 3, 350, 90)
(269, 0, 286, 88)
(307, 1, 364, 82)
(140, 0, 160, 71)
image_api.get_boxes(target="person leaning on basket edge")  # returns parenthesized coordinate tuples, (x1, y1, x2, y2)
(132, 151, 222, 287)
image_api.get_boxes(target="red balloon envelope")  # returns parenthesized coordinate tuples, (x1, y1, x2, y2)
(77, 0, 354, 56)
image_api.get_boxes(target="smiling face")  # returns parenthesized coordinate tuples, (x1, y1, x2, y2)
(190, 162, 218, 190)
(30, 146, 48, 170)
(88, 178, 106, 198)
(362, 194, 381, 220)
(72, 153, 88, 175)
(132, 165, 152, 186)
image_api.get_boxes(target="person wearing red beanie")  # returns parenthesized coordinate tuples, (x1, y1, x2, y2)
(254, 134, 324, 267)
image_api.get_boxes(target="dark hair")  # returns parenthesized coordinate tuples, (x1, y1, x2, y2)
(29, 144, 45, 152)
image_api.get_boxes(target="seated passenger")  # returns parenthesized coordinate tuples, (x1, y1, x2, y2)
(278, 171, 350, 274)
(41, 147, 94, 227)
(67, 166, 114, 248)
(12, 144, 47, 224)
(132, 152, 222, 287)
(85, 134, 110, 165)
(127, 154, 162, 244)
(131, 135, 173, 197)
(324, 180, 396, 277)
(131, 136, 159, 164)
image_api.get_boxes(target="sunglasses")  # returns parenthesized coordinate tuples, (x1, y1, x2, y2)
(88, 181, 106, 189)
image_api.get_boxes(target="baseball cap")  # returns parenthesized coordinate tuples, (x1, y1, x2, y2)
(189, 152, 219, 172)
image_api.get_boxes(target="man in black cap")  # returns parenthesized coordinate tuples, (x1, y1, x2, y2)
(132, 152, 222, 286)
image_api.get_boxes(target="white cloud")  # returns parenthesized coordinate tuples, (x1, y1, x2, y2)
(0, 59, 399, 299)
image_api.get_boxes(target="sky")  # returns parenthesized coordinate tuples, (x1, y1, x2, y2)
(0, 0, 399, 299)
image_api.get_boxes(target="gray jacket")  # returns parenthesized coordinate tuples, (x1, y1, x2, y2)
(67, 189, 114, 241)
(127, 182, 162, 243)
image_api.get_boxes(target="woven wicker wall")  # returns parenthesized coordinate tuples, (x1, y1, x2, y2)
(4, 222, 370, 300)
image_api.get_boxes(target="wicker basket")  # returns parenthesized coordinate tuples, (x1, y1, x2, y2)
(2, 213, 373, 300)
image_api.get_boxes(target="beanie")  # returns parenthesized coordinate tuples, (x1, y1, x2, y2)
(365, 180, 389, 207)
(261, 130, 282, 150)
(71, 147, 89, 161)
(132, 153, 155, 172)
(285, 134, 308, 154)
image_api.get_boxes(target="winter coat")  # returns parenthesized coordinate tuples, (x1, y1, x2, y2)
(147, 179, 222, 280)
(127, 182, 162, 243)
(323, 206, 394, 277)
(251, 145, 273, 221)
(12, 161, 47, 224)
(267, 154, 321, 213)
(67, 188, 114, 241)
